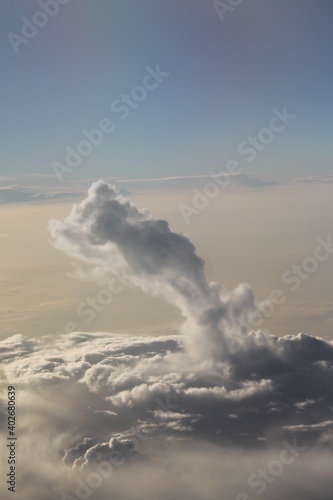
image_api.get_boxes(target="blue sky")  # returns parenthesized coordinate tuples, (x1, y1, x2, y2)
(1, 0, 333, 185)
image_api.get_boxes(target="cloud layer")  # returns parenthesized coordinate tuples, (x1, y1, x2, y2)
(1, 328, 333, 499)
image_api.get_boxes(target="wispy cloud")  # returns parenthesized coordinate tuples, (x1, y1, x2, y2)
(291, 175, 333, 184)
(114, 173, 278, 197)
(0, 185, 82, 204)
(0, 176, 16, 184)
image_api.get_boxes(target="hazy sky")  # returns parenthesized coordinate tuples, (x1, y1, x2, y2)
(1, 183, 333, 341)
(1, 3, 333, 499)
(1, 0, 333, 183)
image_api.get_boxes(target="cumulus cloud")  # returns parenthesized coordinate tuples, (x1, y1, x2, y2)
(49, 181, 283, 363)
(48, 180, 235, 360)
(2, 339, 333, 500)
(1, 330, 333, 451)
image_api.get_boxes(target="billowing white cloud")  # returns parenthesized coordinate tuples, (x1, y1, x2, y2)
(48, 181, 271, 361)
(46, 182, 333, 443)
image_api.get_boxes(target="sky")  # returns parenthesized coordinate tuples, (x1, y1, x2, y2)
(1, 184, 333, 341)
(1, 2, 333, 500)
(1, 0, 333, 184)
